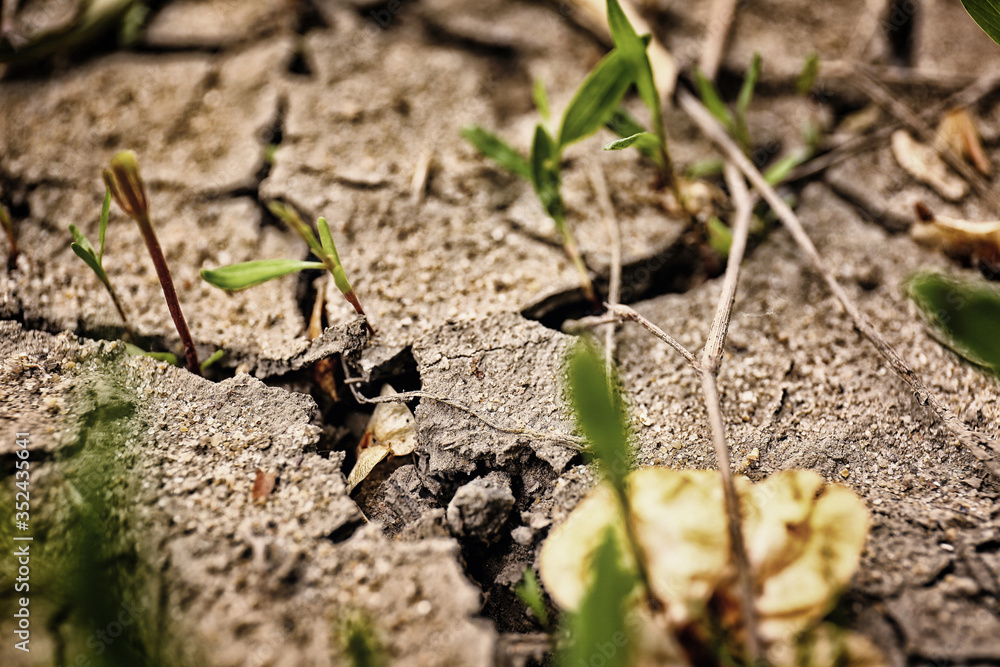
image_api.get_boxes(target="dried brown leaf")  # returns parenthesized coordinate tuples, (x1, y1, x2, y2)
(252, 469, 277, 501)
(938, 107, 992, 177)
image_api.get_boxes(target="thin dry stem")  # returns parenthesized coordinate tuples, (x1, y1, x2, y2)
(588, 160, 621, 374)
(679, 88, 1000, 479)
(608, 304, 697, 364)
(698, 0, 739, 81)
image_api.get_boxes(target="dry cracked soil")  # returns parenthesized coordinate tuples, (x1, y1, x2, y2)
(2, 0, 1000, 665)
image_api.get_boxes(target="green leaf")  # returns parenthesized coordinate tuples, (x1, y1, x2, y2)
(763, 149, 810, 186)
(98, 189, 111, 260)
(70, 241, 109, 285)
(605, 107, 647, 138)
(907, 272, 1000, 372)
(124, 343, 179, 366)
(736, 52, 762, 118)
(340, 612, 386, 667)
(694, 69, 733, 130)
(566, 338, 632, 494)
(317, 216, 341, 263)
(557, 49, 635, 149)
(558, 528, 635, 667)
(603, 132, 660, 153)
(684, 158, 725, 179)
(797, 52, 820, 96)
(515, 569, 549, 629)
(533, 79, 551, 123)
(606, 0, 661, 139)
(530, 125, 566, 225)
(200, 349, 225, 371)
(201, 259, 325, 291)
(460, 125, 532, 180)
(707, 216, 733, 257)
(268, 201, 325, 258)
(962, 0, 1000, 46)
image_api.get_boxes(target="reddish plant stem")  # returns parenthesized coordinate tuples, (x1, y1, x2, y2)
(136, 214, 200, 375)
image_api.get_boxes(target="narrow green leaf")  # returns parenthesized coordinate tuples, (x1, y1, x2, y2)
(566, 338, 631, 493)
(70, 242, 109, 285)
(124, 343, 179, 366)
(603, 131, 659, 152)
(268, 201, 325, 258)
(797, 52, 820, 96)
(331, 265, 354, 298)
(736, 52, 762, 117)
(69, 224, 95, 257)
(605, 107, 647, 139)
(558, 528, 636, 667)
(317, 216, 340, 263)
(961, 0, 1000, 46)
(694, 69, 733, 131)
(515, 569, 549, 628)
(98, 189, 111, 260)
(685, 158, 725, 179)
(200, 349, 225, 371)
(907, 272, 1000, 372)
(557, 49, 635, 149)
(763, 149, 810, 186)
(530, 125, 566, 224)
(707, 216, 733, 257)
(533, 79, 551, 123)
(606, 0, 660, 137)
(460, 125, 532, 180)
(201, 259, 325, 291)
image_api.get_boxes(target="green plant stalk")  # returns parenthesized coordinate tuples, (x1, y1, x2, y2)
(316, 216, 375, 335)
(104, 152, 200, 374)
(102, 277, 136, 342)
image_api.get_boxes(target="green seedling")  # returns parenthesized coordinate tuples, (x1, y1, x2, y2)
(103, 150, 201, 374)
(69, 189, 136, 341)
(201, 201, 375, 335)
(600, 0, 681, 203)
(1, 202, 18, 269)
(693, 52, 762, 156)
(464, 0, 680, 304)
(515, 569, 550, 629)
(338, 611, 386, 667)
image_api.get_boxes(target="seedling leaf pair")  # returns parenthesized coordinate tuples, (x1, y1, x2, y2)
(695, 52, 761, 154)
(202, 202, 373, 334)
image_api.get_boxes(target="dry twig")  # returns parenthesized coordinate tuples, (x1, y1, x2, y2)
(679, 88, 1000, 480)
(698, 0, 739, 81)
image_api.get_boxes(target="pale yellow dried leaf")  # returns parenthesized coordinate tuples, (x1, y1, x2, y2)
(345, 384, 417, 493)
(911, 204, 1000, 266)
(937, 107, 991, 176)
(891, 130, 968, 201)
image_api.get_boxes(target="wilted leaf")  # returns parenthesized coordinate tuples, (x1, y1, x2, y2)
(345, 385, 417, 493)
(200, 259, 325, 290)
(891, 130, 968, 201)
(937, 107, 992, 176)
(907, 271, 1000, 372)
(252, 469, 277, 501)
(557, 49, 635, 149)
(540, 468, 872, 655)
(910, 203, 1000, 267)
(461, 125, 532, 180)
(961, 0, 1000, 46)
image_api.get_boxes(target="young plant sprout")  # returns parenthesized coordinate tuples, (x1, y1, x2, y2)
(103, 150, 201, 374)
(69, 190, 136, 341)
(201, 201, 375, 335)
